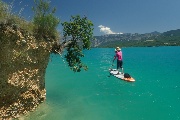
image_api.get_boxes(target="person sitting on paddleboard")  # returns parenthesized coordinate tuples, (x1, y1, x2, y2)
(113, 47, 123, 74)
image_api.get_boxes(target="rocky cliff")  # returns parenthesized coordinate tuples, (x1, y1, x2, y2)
(0, 23, 55, 119)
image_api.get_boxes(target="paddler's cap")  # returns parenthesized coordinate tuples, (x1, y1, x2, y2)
(116, 47, 121, 51)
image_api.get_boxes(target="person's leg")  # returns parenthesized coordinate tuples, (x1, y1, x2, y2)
(120, 60, 123, 74)
(117, 60, 120, 74)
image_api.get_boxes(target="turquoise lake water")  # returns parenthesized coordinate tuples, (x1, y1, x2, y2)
(23, 46, 180, 120)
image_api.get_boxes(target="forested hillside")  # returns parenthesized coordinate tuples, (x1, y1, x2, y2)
(92, 30, 180, 48)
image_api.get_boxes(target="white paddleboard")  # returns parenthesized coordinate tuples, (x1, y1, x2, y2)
(109, 69, 124, 79)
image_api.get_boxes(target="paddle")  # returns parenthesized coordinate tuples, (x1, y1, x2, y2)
(108, 63, 114, 77)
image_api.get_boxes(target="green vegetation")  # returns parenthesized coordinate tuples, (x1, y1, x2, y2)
(0, 0, 33, 32)
(98, 38, 180, 48)
(32, 0, 60, 40)
(62, 15, 94, 72)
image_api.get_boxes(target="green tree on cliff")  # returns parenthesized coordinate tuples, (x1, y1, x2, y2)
(32, 0, 60, 40)
(32, 0, 94, 72)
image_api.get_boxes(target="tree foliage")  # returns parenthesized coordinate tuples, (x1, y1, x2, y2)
(32, 0, 60, 40)
(62, 15, 94, 72)
(31, 1, 94, 72)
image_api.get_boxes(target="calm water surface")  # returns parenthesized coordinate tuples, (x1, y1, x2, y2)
(23, 46, 180, 120)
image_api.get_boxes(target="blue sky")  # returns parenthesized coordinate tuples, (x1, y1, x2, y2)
(2, 0, 180, 36)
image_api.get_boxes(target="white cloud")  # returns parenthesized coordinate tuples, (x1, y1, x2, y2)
(98, 25, 114, 34)
(98, 25, 123, 35)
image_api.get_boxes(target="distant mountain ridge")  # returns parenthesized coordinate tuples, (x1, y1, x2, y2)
(91, 29, 180, 47)
(163, 29, 180, 36)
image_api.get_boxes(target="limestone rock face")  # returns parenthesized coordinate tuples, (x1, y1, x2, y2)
(0, 23, 54, 119)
